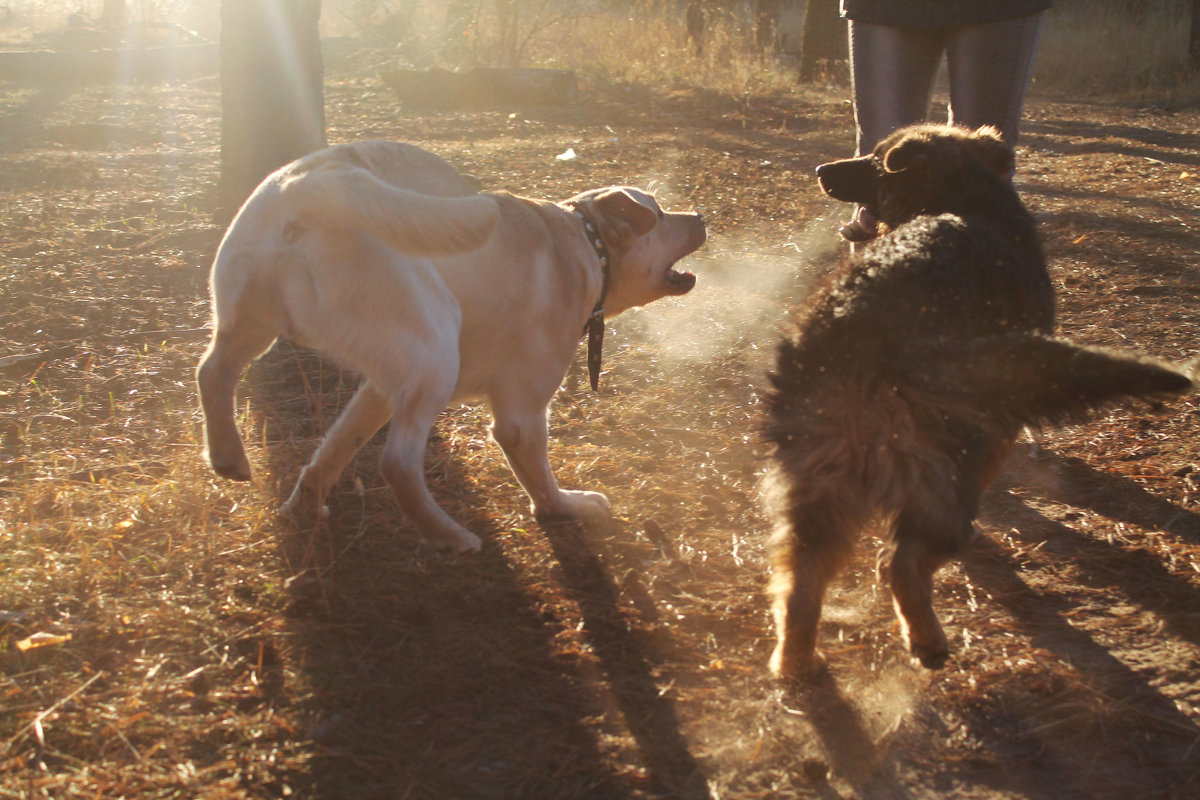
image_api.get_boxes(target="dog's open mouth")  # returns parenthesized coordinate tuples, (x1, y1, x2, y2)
(666, 265, 697, 295)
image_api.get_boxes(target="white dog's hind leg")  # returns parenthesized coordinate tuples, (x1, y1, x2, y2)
(490, 398, 611, 522)
(280, 380, 392, 519)
(368, 344, 481, 553)
(196, 325, 277, 481)
(379, 405, 482, 553)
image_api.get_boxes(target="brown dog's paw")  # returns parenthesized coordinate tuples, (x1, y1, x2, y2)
(910, 641, 950, 670)
(769, 643, 827, 682)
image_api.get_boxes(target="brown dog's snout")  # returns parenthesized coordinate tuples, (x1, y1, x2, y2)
(815, 155, 878, 205)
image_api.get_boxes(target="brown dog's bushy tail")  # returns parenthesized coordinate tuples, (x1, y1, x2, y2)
(901, 334, 1195, 429)
(280, 163, 499, 255)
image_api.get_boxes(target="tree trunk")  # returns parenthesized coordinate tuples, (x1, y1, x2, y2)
(798, 0, 846, 83)
(686, 0, 705, 55)
(101, 0, 126, 26)
(1190, 0, 1200, 72)
(755, 0, 780, 53)
(219, 0, 325, 221)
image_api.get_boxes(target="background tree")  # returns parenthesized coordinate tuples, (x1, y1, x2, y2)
(1191, 0, 1200, 71)
(100, 0, 126, 26)
(797, 0, 846, 83)
(754, 0, 780, 53)
(219, 0, 325, 221)
(686, 0, 705, 55)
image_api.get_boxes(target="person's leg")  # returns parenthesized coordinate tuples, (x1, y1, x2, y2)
(849, 21, 946, 156)
(845, 22, 945, 242)
(945, 13, 1044, 145)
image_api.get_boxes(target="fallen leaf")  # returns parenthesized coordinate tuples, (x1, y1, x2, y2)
(16, 632, 72, 652)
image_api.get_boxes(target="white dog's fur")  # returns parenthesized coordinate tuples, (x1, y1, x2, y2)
(197, 140, 706, 552)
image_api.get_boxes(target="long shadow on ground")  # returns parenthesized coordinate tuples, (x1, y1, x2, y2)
(960, 451, 1200, 800)
(543, 518, 713, 799)
(245, 346, 633, 799)
(246, 343, 712, 799)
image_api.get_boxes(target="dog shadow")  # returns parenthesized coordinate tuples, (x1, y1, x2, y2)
(993, 444, 1200, 646)
(777, 673, 914, 800)
(1005, 443, 1200, 543)
(956, 528, 1200, 794)
(243, 343, 710, 799)
(951, 449, 1200, 791)
(541, 516, 714, 799)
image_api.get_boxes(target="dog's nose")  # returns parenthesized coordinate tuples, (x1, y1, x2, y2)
(815, 160, 850, 188)
(815, 157, 876, 204)
(815, 161, 841, 194)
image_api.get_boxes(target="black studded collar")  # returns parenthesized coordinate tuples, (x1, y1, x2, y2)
(565, 201, 611, 391)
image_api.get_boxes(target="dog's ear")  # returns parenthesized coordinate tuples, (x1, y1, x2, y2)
(593, 189, 658, 246)
(971, 125, 1016, 179)
(881, 137, 929, 174)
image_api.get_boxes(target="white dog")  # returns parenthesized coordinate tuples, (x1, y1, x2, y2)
(197, 141, 706, 553)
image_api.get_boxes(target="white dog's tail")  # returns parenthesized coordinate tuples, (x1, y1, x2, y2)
(280, 164, 498, 255)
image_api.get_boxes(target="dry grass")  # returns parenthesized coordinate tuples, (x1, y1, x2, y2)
(1037, 0, 1200, 105)
(371, 0, 1200, 105)
(534, 6, 799, 104)
(2, 15, 1200, 800)
(6, 0, 1200, 104)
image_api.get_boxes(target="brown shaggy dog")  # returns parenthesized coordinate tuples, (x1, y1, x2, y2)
(763, 124, 1194, 681)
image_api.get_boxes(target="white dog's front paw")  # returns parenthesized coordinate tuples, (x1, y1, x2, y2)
(279, 480, 330, 521)
(536, 490, 611, 521)
(424, 524, 482, 554)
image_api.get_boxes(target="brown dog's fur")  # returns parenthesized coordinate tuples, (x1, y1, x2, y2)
(763, 124, 1193, 680)
(197, 141, 706, 553)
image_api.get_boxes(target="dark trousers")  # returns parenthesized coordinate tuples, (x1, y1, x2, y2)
(849, 13, 1044, 156)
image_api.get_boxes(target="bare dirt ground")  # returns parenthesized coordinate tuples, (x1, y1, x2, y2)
(0, 69, 1198, 800)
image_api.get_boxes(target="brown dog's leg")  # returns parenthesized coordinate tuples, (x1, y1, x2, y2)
(884, 506, 974, 669)
(769, 557, 830, 680)
(280, 381, 392, 519)
(886, 442, 1005, 667)
(885, 539, 951, 669)
(768, 501, 854, 681)
(196, 325, 277, 481)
